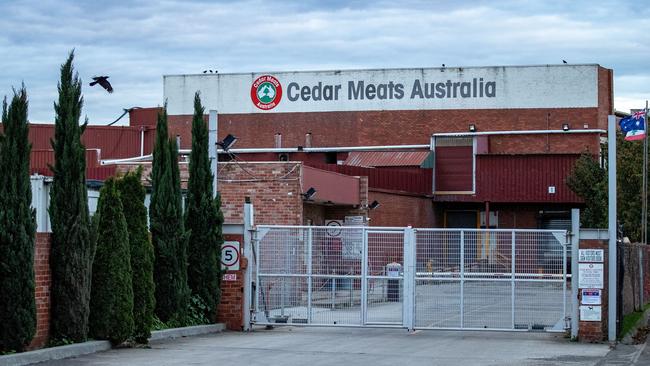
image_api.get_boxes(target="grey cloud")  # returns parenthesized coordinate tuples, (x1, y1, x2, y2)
(0, 0, 648, 124)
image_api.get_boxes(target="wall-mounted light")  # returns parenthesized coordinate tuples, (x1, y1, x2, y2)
(562, 123, 570, 131)
(368, 200, 380, 210)
(217, 134, 238, 151)
(302, 187, 317, 200)
(469, 124, 477, 132)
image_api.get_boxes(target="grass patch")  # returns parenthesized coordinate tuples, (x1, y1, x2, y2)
(619, 303, 650, 339)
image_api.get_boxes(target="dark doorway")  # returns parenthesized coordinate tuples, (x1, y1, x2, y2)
(445, 210, 477, 228)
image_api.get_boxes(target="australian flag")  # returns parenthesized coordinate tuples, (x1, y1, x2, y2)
(619, 111, 647, 141)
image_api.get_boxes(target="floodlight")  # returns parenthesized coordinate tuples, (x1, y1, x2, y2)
(469, 124, 477, 132)
(302, 187, 317, 200)
(217, 134, 238, 151)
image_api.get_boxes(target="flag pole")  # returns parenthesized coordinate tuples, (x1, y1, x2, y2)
(641, 100, 648, 244)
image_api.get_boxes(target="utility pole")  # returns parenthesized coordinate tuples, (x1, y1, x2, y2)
(607, 115, 617, 343)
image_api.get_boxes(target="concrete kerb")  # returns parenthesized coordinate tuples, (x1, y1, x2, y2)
(149, 323, 225, 342)
(0, 323, 226, 366)
(621, 308, 650, 345)
(0, 341, 111, 366)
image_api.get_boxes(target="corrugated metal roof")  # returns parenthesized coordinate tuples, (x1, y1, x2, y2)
(8, 124, 147, 159)
(344, 151, 431, 167)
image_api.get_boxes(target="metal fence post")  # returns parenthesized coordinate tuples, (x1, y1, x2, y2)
(511, 231, 516, 330)
(637, 248, 645, 310)
(403, 227, 415, 330)
(361, 227, 368, 326)
(562, 236, 567, 329)
(243, 202, 254, 330)
(307, 227, 313, 324)
(571, 209, 579, 339)
(460, 230, 465, 328)
(255, 229, 261, 323)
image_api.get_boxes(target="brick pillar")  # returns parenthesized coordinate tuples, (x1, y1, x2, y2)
(29, 233, 51, 349)
(577, 239, 608, 342)
(217, 234, 246, 330)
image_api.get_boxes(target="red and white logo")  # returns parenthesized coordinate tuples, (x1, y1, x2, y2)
(251, 75, 282, 110)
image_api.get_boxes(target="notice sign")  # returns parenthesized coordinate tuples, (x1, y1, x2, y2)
(581, 289, 601, 305)
(579, 249, 604, 263)
(222, 273, 237, 282)
(580, 305, 602, 321)
(578, 263, 604, 289)
(221, 241, 240, 271)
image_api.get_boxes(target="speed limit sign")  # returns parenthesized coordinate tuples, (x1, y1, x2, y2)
(221, 241, 240, 271)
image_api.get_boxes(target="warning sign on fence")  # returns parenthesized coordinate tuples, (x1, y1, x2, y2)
(580, 305, 602, 321)
(579, 249, 604, 263)
(578, 263, 604, 289)
(581, 289, 601, 305)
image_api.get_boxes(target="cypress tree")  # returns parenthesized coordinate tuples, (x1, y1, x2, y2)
(185, 92, 224, 322)
(150, 106, 190, 322)
(0, 88, 37, 352)
(116, 168, 155, 343)
(48, 51, 95, 342)
(89, 177, 134, 344)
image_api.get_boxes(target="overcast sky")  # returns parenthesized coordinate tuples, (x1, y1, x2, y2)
(1, 0, 648, 125)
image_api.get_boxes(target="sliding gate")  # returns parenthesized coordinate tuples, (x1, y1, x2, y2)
(253, 226, 569, 332)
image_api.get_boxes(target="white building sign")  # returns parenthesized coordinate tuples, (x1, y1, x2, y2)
(578, 263, 604, 289)
(165, 65, 599, 115)
(579, 249, 604, 263)
(580, 305, 602, 321)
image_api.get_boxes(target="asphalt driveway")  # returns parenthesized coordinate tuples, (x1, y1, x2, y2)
(38, 326, 611, 366)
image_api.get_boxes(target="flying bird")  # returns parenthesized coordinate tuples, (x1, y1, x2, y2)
(89, 76, 113, 93)
(562, 60, 567, 64)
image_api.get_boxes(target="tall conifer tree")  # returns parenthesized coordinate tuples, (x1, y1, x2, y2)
(116, 168, 155, 343)
(185, 92, 224, 322)
(150, 106, 190, 322)
(0, 88, 37, 351)
(48, 51, 94, 342)
(89, 177, 134, 345)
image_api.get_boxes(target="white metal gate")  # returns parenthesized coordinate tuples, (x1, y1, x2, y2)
(252, 226, 569, 332)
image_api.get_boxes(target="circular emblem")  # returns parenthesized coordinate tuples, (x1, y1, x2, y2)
(221, 244, 240, 268)
(251, 75, 282, 110)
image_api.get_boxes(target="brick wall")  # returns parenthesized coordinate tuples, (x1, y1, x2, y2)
(578, 239, 608, 343)
(118, 161, 304, 226)
(29, 233, 51, 349)
(368, 190, 435, 227)
(218, 162, 303, 225)
(169, 106, 604, 153)
(217, 234, 246, 331)
(488, 133, 600, 155)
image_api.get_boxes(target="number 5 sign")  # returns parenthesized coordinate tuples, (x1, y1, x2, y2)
(221, 241, 240, 271)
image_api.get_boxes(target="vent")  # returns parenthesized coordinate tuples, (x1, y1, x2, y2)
(435, 136, 473, 147)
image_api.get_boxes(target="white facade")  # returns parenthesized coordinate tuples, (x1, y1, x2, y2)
(164, 64, 599, 115)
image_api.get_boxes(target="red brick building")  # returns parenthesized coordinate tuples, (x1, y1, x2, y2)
(155, 64, 613, 229)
